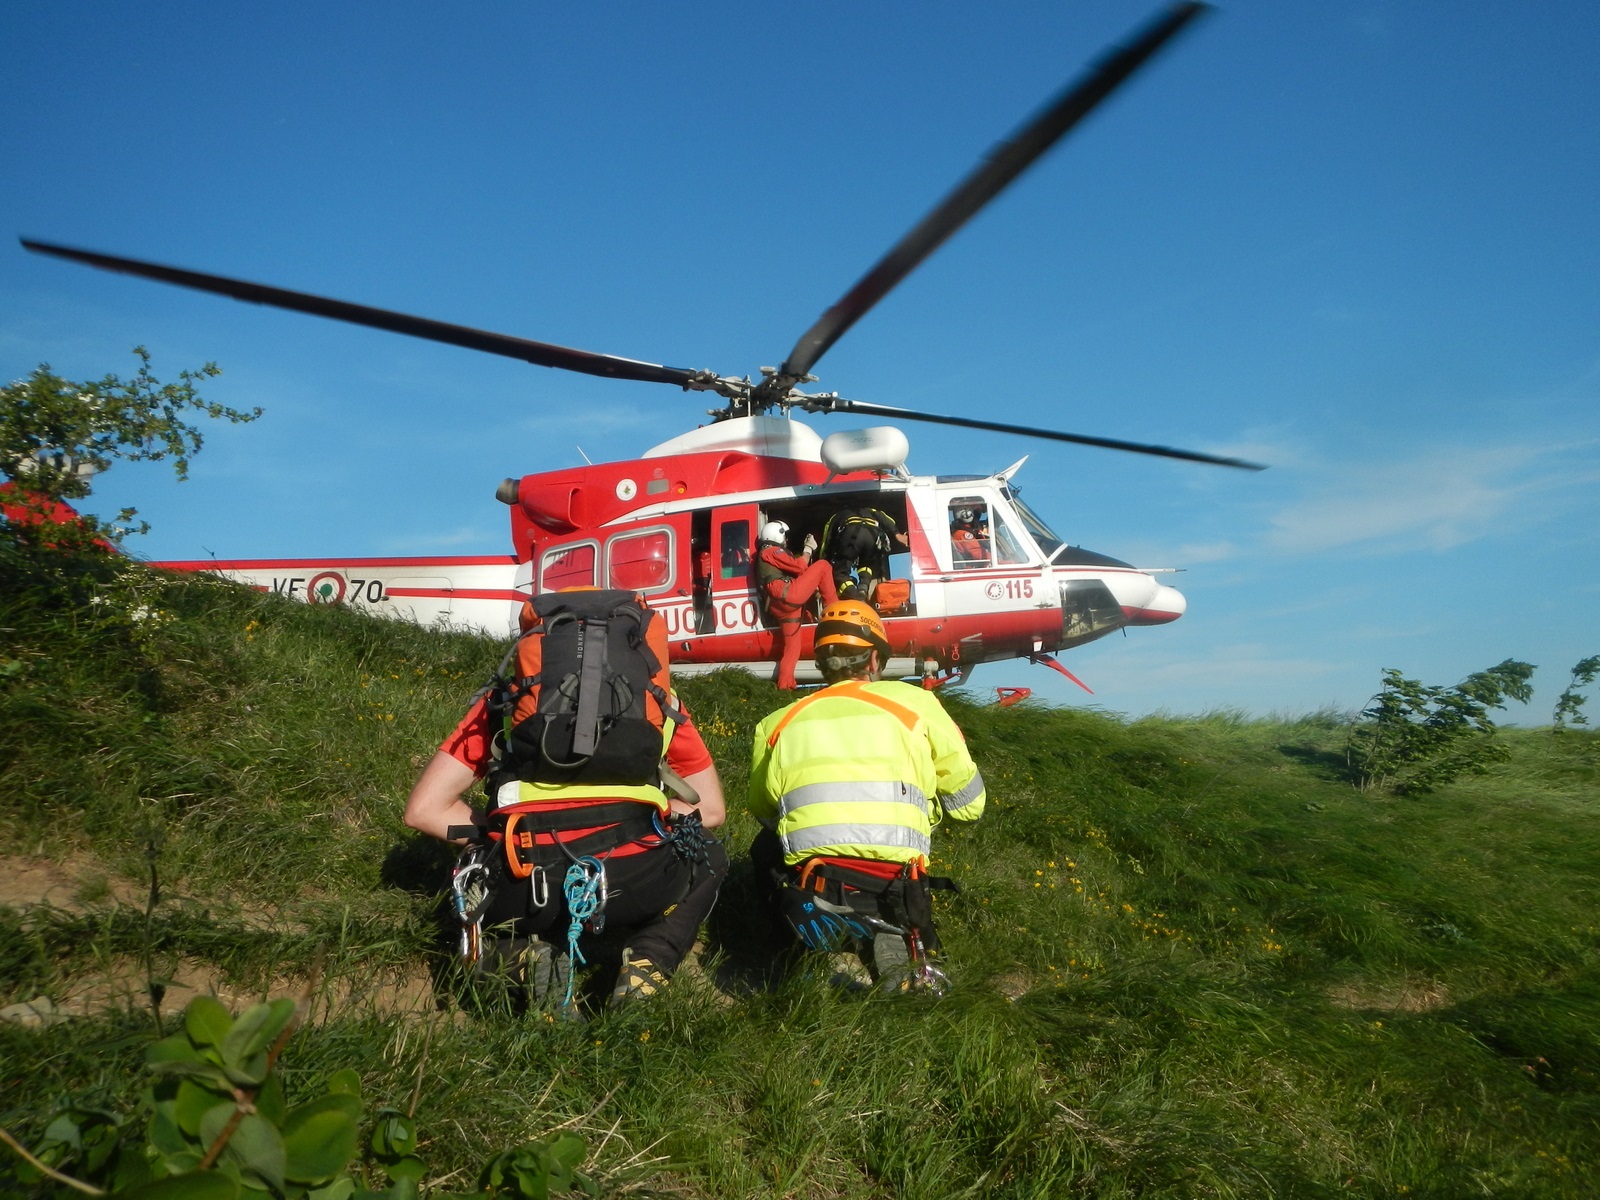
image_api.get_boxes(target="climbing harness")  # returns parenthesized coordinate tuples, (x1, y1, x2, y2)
(783, 856, 959, 994)
(450, 843, 495, 968)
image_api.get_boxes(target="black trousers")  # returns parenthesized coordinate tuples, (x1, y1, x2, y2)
(750, 828, 935, 949)
(480, 838, 728, 975)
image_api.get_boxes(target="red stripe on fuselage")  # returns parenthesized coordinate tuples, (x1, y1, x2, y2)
(386, 588, 527, 602)
(155, 555, 517, 571)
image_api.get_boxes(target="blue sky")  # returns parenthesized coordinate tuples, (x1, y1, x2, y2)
(4, 1, 1597, 721)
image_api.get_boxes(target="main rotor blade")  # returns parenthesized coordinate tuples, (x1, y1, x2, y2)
(778, 1, 1210, 383)
(808, 398, 1266, 470)
(19, 239, 704, 388)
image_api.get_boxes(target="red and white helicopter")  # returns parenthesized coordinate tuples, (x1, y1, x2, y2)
(21, 2, 1262, 690)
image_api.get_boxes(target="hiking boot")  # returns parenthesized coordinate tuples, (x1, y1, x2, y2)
(520, 940, 574, 1011)
(610, 956, 670, 1006)
(474, 936, 529, 986)
(824, 952, 872, 992)
(870, 930, 910, 977)
(875, 961, 951, 997)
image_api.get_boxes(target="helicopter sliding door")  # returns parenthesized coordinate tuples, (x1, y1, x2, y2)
(705, 506, 763, 636)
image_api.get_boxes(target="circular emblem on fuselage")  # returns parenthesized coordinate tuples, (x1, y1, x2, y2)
(308, 572, 347, 604)
(984, 581, 1005, 600)
(616, 478, 638, 501)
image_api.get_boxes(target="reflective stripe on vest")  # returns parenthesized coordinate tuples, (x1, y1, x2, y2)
(781, 779, 929, 817)
(777, 780, 932, 860)
(782, 821, 932, 860)
(941, 769, 985, 815)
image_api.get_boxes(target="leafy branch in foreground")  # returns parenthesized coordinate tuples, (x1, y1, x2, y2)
(1347, 659, 1535, 796)
(0, 346, 257, 548)
(1552, 654, 1600, 732)
(2, 995, 602, 1200)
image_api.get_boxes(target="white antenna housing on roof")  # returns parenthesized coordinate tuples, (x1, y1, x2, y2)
(820, 426, 910, 478)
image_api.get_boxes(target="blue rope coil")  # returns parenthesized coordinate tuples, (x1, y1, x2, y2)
(561, 856, 607, 1009)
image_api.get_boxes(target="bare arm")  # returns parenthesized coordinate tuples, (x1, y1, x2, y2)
(672, 763, 726, 829)
(404, 751, 482, 842)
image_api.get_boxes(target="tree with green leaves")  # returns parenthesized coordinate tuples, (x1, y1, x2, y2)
(1347, 658, 1536, 795)
(1552, 655, 1600, 732)
(0, 347, 258, 549)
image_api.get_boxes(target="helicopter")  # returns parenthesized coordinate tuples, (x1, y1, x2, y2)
(20, 1, 1264, 691)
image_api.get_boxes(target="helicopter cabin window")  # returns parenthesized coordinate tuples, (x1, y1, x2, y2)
(1004, 489, 1065, 559)
(947, 498, 992, 569)
(992, 510, 1031, 565)
(948, 497, 1030, 569)
(720, 519, 752, 580)
(607, 527, 675, 594)
(540, 541, 597, 591)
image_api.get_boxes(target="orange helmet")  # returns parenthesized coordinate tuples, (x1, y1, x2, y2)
(814, 599, 890, 658)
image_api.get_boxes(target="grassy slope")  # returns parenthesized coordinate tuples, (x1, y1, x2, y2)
(2, 557, 1597, 1198)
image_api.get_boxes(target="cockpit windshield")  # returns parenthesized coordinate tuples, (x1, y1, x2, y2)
(1003, 488, 1065, 558)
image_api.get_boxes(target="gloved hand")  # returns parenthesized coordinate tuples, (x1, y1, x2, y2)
(802, 533, 818, 556)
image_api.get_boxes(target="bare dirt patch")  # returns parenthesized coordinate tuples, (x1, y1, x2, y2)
(4, 956, 448, 1028)
(1326, 977, 1451, 1013)
(1, 853, 447, 1025)
(0, 853, 146, 912)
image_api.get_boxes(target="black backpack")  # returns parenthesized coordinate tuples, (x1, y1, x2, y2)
(484, 589, 681, 798)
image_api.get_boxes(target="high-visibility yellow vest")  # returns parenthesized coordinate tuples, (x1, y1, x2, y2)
(749, 679, 985, 866)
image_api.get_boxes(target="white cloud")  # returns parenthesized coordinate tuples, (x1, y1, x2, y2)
(1170, 541, 1240, 564)
(1264, 442, 1600, 557)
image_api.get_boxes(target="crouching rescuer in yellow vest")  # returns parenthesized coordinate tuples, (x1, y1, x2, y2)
(406, 589, 728, 1013)
(748, 600, 986, 991)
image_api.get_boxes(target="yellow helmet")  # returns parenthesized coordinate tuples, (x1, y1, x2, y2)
(814, 599, 890, 658)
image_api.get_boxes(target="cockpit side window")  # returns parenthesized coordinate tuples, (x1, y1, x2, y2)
(992, 508, 1031, 565)
(948, 497, 991, 569)
(948, 494, 1033, 568)
(1004, 489, 1065, 559)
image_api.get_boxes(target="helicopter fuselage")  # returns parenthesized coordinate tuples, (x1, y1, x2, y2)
(156, 415, 1183, 687)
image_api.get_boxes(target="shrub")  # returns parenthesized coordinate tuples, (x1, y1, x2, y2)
(1552, 655, 1600, 732)
(2, 994, 602, 1199)
(1347, 659, 1535, 795)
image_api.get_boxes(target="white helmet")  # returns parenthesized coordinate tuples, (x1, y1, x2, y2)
(758, 520, 790, 546)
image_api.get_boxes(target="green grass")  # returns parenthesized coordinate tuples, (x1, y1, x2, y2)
(2, 552, 1597, 1197)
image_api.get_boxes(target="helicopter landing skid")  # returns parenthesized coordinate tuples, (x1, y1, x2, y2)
(920, 662, 971, 690)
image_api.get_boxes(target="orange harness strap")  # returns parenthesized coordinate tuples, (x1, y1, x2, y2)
(766, 680, 922, 747)
(795, 853, 926, 897)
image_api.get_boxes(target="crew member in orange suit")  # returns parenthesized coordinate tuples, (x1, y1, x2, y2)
(755, 519, 839, 689)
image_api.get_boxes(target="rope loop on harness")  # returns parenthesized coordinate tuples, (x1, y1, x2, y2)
(658, 809, 713, 866)
(560, 855, 608, 1009)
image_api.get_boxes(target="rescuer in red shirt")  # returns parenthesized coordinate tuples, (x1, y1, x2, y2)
(755, 519, 839, 690)
(406, 684, 727, 1010)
